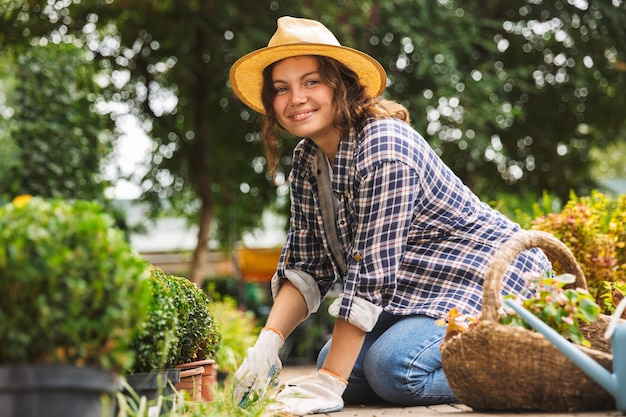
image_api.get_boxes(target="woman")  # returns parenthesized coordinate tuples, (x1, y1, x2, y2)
(229, 16, 550, 415)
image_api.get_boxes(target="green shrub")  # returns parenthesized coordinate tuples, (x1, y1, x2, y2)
(531, 190, 626, 313)
(126, 267, 179, 373)
(0, 196, 151, 371)
(488, 190, 563, 230)
(154, 268, 220, 367)
(208, 296, 257, 378)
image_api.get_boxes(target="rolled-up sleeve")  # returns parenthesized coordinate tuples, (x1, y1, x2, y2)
(271, 268, 321, 319)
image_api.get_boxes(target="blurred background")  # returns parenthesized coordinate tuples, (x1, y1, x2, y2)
(1, 0, 625, 363)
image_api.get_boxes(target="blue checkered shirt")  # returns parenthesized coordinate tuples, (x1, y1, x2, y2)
(276, 117, 550, 321)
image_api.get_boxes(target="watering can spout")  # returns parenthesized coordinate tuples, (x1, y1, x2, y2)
(610, 317, 626, 412)
(503, 299, 625, 411)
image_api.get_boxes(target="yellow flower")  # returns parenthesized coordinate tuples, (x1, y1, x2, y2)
(12, 194, 33, 208)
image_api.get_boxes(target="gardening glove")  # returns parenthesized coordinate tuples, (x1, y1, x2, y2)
(234, 327, 284, 407)
(267, 369, 347, 415)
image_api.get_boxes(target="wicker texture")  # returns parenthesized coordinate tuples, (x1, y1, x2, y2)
(441, 230, 615, 412)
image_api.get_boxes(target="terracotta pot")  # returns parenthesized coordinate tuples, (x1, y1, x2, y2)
(175, 359, 216, 402)
(174, 366, 203, 401)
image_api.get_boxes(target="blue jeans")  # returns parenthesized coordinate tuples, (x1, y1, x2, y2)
(317, 312, 458, 406)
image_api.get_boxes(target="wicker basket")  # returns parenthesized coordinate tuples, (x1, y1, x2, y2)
(441, 230, 615, 412)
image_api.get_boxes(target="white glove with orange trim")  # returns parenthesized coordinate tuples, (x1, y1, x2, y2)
(268, 369, 347, 415)
(234, 328, 284, 407)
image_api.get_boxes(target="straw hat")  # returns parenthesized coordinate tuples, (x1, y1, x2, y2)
(229, 16, 387, 114)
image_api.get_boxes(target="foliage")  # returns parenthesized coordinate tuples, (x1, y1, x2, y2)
(531, 191, 626, 312)
(591, 140, 626, 181)
(0, 42, 114, 203)
(115, 381, 277, 417)
(0, 135, 19, 203)
(208, 296, 258, 378)
(0, 50, 18, 200)
(126, 267, 179, 374)
(487, 190, 563, 230)
(0, 196, 151, 371)
(2, 0, 625, 283)
(366, 0, 626, 200)
(43, 0, 287, 284)
(500, 272, 601, 347)
(437, 271, 601, 348)
(156, 268, 221, 367)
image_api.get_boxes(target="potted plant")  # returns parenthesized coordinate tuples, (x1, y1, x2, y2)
(120, 266, 181, 415)
(0, 196, 151, 417)
(161, 270, 220, 402)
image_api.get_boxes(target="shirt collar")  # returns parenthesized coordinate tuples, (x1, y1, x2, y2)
(294, 126, 358, 192)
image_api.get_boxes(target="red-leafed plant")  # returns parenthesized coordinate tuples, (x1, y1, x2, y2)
(531, 191, 626, 314)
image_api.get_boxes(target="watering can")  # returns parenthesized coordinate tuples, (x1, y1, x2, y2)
(503, 297, 626, 412)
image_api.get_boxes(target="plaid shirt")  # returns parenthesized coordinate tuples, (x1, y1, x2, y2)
(276, 117, 550, 322)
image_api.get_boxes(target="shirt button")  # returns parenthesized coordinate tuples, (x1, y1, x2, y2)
(352, 252, 363, 262)
(339, 220, 345, 226)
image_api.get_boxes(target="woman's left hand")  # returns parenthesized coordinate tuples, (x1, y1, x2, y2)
(268, 369, 347, 415)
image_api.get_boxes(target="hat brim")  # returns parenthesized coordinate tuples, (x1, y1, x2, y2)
(229, 43, 387, 114)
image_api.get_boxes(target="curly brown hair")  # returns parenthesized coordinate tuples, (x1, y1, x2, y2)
(260, 56, 409, 179)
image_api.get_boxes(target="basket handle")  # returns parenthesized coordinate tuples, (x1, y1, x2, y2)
(482, 230, 587, 321)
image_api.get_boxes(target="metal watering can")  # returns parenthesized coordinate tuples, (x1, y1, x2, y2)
(503, 297, 626, 412)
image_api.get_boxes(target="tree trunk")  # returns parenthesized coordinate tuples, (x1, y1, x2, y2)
(189, 199, 214, 286)
(188, 21, 214, 287)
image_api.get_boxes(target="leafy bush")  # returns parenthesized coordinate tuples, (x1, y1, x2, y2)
(208, 296, 258, 377)
(0, 196, 151, 371)
(531, 191, 626, 313)
(488, 190, 563, 230)
(155, 268, 220, 367)
(126, 267, 179, 373)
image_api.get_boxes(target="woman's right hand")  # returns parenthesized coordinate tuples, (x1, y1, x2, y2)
(233, 327, 284, 407)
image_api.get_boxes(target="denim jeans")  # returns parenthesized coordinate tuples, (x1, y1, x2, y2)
(317, 312, 458, 406)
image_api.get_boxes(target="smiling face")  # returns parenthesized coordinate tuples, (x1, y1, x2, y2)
(271, 56, 341, 151)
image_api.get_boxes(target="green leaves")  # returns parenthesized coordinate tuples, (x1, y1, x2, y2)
(531, 191, 626, 313)
(151, 267, 221, 368)
(501, 271, 601, 347)
(2, 0, 625, 284)
(127, 267, 179, 373)
(0, 196, 151, 371)
(0, 43, 114, 202)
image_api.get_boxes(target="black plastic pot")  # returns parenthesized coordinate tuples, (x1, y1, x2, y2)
(121, 369, 180, 415)
(0, 364, 120, 417)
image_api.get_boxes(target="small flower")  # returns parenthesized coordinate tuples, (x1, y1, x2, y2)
(438, 308, 479, 350)
(12, 194, 33, 208)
